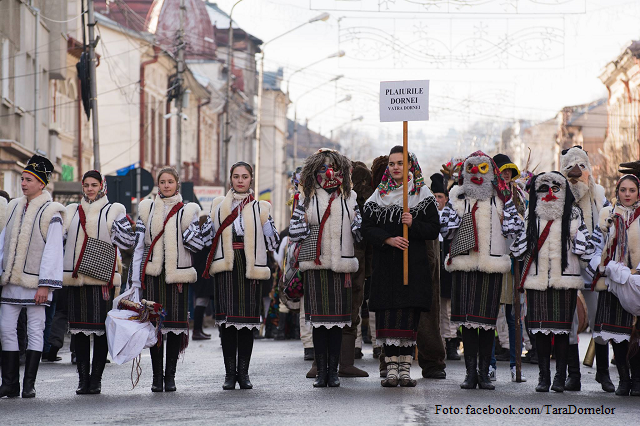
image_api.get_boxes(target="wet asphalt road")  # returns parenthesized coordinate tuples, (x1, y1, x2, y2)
(1, 329, 638, 425)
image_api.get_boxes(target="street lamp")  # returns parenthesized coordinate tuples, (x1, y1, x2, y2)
(285, 50, 346, 95)
(254, 11, 330, 195)
(306, 94, 352, 123)
(330, 115, 364, 140)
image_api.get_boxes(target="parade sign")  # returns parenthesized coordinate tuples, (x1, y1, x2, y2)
(194, 186, 225, 214)
(379, 80, 429, 122)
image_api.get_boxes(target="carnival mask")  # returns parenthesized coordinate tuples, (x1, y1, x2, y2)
(316, 158, 343, 191)
(462, 155, 495, 200)
(561, 147, 592, 201)
(534, 172, 567, 220)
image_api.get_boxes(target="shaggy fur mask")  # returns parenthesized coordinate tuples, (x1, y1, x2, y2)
(462, 154, 496, 200)
(300, 149, 352, 207)
(560, 146, 593, 202)
(533, 172, 567, 220)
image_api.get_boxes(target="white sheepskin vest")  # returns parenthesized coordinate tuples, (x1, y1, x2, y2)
(208, 191, 271, 280)
(522, 215, 583, 291)
(1, 191, 66, 289)
(297, 189, 359, 274)
(62, 197, 126, 286)
(578, 184, 606, 233)
(138, 195, 200, 284)
(593, 205, 640, 291)
(445, 185, 511, 274)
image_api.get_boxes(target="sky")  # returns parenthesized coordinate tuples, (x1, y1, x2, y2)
(213, 0, 640, 160)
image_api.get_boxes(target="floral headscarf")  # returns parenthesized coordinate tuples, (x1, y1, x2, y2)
(458, 150, 511, 203)
(82, 170, 107, 204)
(377, 152, 425, 198)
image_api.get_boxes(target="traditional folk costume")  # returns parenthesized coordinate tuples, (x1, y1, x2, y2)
(0, 156, 65, 399)
(561, 146, 614, 392)
(511, 172, 594, 393)
(440, 151, 524, 390)
(362, 153, 440, 387)
(202, 177, 279, 390)
(62, 170, 135, 394)
(589, 174, 640, 395)
(130, 169, 203, 392)
(289, 149, 361, 388)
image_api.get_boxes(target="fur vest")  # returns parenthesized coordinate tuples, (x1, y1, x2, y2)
(445, 185, 511, 274)
(522, 216, 583, 291)
(593, 205, 640, 291)
(0, 197, 7, 232)
(208, 190, 271, 280)
(578, 184, 606, 233)
(298, 189, 359, 274)
(138, 194, 200, 284)
(62, 197, 126, 286)
(1, 191, 65, 289)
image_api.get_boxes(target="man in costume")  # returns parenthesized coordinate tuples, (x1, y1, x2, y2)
(561, 146, 614, 393)
(0, 155, 65, 398)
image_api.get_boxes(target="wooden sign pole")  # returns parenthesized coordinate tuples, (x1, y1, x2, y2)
(403, 120, 409, 286)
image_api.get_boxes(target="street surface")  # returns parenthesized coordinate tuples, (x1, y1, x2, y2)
(1, 329, 637, 425)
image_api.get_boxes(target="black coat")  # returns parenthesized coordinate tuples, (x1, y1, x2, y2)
(192, 248, 215, 298)
(361, 198, 441, 312)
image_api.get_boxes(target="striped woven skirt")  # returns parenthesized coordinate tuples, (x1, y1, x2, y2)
(526, 288, 577, 335)
(451, 271, 502, 330)
(303, 269, 352, 328)
(214, 249, 266, 330)
(143, 273, 190, 335)
(593, 291, 634, 343)
(375, 308, 421, 347)
(68, 285, 115, 335)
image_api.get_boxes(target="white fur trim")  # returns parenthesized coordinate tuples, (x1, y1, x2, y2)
(210, 193, 235, 275)
(0, 197, 8, 232)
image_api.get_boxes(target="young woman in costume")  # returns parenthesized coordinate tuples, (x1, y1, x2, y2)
(63, 170, 135, 394)
(129, 167, 203, 392)
(361, 146, 440, 387)
(202, 162, 279, 390)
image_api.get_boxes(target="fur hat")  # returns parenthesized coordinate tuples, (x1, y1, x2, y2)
(430, 173, 447, 195)
(493, 153, 521, 180)
(24, 154, 54, 185)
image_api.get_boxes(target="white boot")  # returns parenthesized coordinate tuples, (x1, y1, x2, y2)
(398, 355, 417, 387)
(381, 356, 399, 387)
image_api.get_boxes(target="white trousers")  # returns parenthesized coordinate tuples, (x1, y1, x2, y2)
(439, 298, 457, 340)
(0, 303, 46, 352)
(299, 296, 313, 349)
(370, 311, 379, 348)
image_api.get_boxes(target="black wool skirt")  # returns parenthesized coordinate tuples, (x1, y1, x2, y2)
(214, 249, 266, 330)
(375, 308, 421, 346)
(526, 288, 577, 334)
(143, 273, 190, 335)
(593, 291, 634, 342)
(451, 271, 502, 329)
(303, 269, 352, 328)
(68, 285, 115, 335)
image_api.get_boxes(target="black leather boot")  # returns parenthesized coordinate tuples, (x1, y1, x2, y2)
(88, 357, 107, 394)
(75, 360, 91, 395)
(477, 355, 495, 390)
(237, 356, 253, 389)
(313, 351, 328, 388)
(460, 354, 478, 389)
(613, 342, 631, 396)
(551, 336, 568, 393)
(630, 354, 640, 396)
(0, 351, 20, 398)
(446, 339, 461, 360)
(223, 357, 237, 390)
(149, 344, 164, 392)
(327, 353, 340, 387)
(564, 344, 581, 391)
(595, 343, 615, 392)
(164, 335, 180, 392)
(536, 334, 551, 392)
(22, 350, 41, 398)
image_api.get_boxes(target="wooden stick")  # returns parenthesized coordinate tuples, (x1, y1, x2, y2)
(513, 259, 522, 382)
(403, 121, 409, 286)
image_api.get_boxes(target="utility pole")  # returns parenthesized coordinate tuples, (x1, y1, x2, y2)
(175, 0, 186, 178)
(87, 0, 100, 170)
(34, 8, 40, 151)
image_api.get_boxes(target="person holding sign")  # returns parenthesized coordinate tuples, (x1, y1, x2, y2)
(361, 147, 440, 387)
(440, 151, 523, 390)
(510, 172, 594, 392)
(129, 167, 204, 393)
(289, 149, 361, 388)
(63, 170, 135, 395)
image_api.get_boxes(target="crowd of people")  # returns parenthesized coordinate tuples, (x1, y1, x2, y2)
(0, 145, 639, 399)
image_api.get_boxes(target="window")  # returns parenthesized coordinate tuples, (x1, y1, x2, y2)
(1, 39, 9, 100)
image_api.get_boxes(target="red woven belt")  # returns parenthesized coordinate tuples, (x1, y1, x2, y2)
(232, 242, 244, 250)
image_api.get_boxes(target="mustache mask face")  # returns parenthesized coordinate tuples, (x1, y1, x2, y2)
(534, 173, 567, 220)
(462, 156, 495, 200)
(316, 159, 343, 190)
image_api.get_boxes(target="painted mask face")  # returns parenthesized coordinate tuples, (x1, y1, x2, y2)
(534, 172, 567, 220)
(462, 155, 495, 200)
(316, 156, 343, 190)
(561, 148, 591, 201)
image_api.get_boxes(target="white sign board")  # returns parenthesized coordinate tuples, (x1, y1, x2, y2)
(380, 80, 429, 122)
(194, 186, 225, 214)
